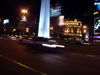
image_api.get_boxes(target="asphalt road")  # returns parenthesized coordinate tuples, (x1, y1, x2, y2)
(0, 37, 100, 75)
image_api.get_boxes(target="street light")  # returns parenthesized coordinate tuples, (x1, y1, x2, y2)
(13, 29, 16, 36)
(13, 29, 16, 32)
(50, 27, 53, 30)
(26, 28, 29, 32)
(20, 9, 28, 21)
(21, 9, 28, 14)
(83, 29, 86, 33)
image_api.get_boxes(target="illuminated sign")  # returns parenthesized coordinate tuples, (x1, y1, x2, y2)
(98, 3, 100, 10)
(94, 36, 100, 38)
(94, 17, 100, 34)
(94, 0, 100, 5)
(93, 12, 99, 15)
(50, 5, 61, 16)
(59, 16, 64, 26)
(3, 19, 9, 24)
(20, 15, 27, 21)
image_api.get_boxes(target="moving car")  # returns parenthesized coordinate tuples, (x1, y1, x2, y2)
(19, 37, 65, 51)
(75, 41, 90, 45)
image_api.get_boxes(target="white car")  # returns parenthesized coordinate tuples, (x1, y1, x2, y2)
(20, 37, 65, 51)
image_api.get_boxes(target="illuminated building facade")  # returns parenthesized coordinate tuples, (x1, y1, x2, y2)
(63, 19, 83, 40)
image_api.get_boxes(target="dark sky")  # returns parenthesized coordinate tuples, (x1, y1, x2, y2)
(0, 0, 96, 23)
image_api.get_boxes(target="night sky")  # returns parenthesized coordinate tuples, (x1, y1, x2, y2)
(0, 0, 96, 25)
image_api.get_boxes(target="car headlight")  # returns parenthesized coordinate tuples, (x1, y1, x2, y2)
(42, 44, 65, 48)
(42, 44, 56, 48)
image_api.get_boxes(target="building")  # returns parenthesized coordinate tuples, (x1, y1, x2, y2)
(50, 4, 64, 38)
(50, 16, 64, 38)
(63, 18, 83, 40)
(50, 4, 88, 40)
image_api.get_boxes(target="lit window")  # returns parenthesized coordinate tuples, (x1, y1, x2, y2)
(80, 34, 82, 37)
(77, 31, 79, 33)
(80, 31, 81, 33)
(83, 26, 87, 28)
(83, 29, 86, 33)
(26, 28, 29, 32)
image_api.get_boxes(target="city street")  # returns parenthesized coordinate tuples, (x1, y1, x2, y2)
(0, 37, 100, 75)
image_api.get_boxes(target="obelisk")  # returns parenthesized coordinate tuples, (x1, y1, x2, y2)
(38, 0, 50, 38)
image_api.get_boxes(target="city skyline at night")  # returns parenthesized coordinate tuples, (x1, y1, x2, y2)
(0, 0, 97, 37)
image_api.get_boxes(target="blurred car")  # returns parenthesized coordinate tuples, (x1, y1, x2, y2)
(75, 41, 90, 45)
(19, 37, 65, 51)
(9, 36, 16, 40)
(75, 41, 83, 45)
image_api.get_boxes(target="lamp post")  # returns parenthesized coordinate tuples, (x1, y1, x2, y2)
(20, 9, 28, 36)
(20, 9, 28, 21)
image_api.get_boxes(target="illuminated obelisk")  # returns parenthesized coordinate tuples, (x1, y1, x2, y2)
(38, 0, 50, 38)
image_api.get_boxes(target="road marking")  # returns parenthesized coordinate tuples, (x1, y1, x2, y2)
(70, 53, 83, 56)
(0, 54, 47, 75)
(70, 53, 100, 59)
(86, 55, 96, 58)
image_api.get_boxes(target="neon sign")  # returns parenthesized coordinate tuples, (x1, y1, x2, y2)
(50, 5, 61, 16)
(3, 19, 9, 24)
(94, 0, 100, 5)
(94, 17, 100, 34)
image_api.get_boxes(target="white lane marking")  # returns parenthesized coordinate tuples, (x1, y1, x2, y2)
(70, 53, 83, 56)
(0, 54, 47, 75)
(86, 55, 96, 58)
(70, 53, 100, 59)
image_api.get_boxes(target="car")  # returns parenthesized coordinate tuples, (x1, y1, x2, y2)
(75, 41, 83, 45)
(10, 36, 16, 40)
(19, 37, 65, 51)
(75, 41, 90, 45)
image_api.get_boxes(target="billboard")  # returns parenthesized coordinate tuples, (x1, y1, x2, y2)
(20, 15, 27, 21)
(59, 16, 64, 26)
(95, 0, 100, 2)
(3, 19, 9, 24)
(50, 5, 61, 17)
(94, 17, 100, 34)
(94, 0, 100, 5)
